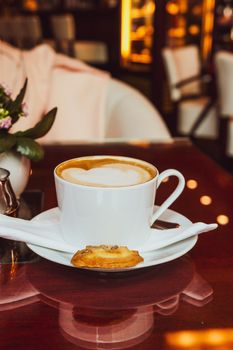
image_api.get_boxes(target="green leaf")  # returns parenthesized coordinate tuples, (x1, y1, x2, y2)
(16, 137, 44, 162)
(0, 134, 17, 153)
(14, 107, 57, 139)
(8, 79, 28, 114)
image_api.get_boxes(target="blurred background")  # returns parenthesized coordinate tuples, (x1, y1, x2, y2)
(1, 0, 233, 171)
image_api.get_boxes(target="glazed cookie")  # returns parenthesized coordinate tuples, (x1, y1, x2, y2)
(71, 245, 144, 269)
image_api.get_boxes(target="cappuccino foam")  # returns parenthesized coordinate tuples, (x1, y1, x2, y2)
(56, 157, 156, 187)
(61, 163, 151, 187)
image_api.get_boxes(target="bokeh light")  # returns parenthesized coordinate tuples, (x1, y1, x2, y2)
(200, 195, 212, 205)
(186, 179, 198, 189)
(216, 215, 229, 225)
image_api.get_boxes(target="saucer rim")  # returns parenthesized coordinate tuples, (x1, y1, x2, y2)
(27, 235, 197, 272)
(28, 206, 197, 272)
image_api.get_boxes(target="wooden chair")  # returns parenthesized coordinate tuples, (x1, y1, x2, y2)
(50, 14, 108, 64)
(0, 15, 43, 49)
(50, 14, 76, 57)
(215, 51, 233, 159)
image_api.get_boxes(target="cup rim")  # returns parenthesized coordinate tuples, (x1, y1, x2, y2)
(54, 155, 158, 190)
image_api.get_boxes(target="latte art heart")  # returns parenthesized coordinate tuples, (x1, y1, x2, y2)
(61, 163, 152, 187)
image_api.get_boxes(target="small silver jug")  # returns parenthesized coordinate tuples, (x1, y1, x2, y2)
(0, 167, 19, 217)
(0, 168, 37, 265)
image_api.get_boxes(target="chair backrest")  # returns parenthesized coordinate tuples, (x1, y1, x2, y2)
(50, 14, 75, 41)
(8, 16, 24, 48)
(23, 16, 43, 47)
(0, 16, 42, 48)
(215, 51, 233, 117)
(162, 45, 202, 101)
(0, 17, 12, 43)
(215, 51, 233, 157)
(105, 78, 172, 141)
(41, 77, 172, 144)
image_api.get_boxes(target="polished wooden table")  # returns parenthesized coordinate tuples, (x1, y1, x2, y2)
(1, 139, 233, 349)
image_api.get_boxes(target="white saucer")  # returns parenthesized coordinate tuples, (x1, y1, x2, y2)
(28, 236, 197, 272)
(27, 207, 198, 272)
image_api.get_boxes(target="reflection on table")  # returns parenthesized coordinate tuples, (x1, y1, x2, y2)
(0, 255, 213, 349)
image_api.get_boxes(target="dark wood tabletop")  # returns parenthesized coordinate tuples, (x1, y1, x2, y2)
(0, 139, 233, 350)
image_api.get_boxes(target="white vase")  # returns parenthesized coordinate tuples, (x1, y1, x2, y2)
(0, 151, 31, 198)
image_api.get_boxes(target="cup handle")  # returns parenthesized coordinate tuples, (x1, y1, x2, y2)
(150, 169, 185, 225)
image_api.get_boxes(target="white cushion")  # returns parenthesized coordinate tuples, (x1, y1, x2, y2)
(215, 51, 233, 116)
(227, 120, 233, 157)
(105, 79, 172, 141)
(51, 14, 75, 40)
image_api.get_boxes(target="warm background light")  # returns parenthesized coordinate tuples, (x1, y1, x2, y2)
(216, 215, 229, 225)
(202, 0, 215, 62)
(165, 328, 233, 348)
(145, 1, 156, 15)
(23, 0, 38, 11)
(166, 1, 180, 15)
(200, 195, 212, 205)
(186, 179, 198, 189)
(188, 25, 200, 35)
(127, 139, 151, 148)
(168, 28, 186, 38)
(121, 0, 131, 60)
(121, 0, 155, 65)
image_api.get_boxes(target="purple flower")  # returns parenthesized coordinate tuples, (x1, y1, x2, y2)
(0, 116, 12, 129)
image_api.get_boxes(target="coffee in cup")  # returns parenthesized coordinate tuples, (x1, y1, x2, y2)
(54, 155, 185, 249)
(56, 156, 156, 187)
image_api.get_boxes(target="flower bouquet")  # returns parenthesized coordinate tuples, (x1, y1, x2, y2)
(0, 79, 57, 161)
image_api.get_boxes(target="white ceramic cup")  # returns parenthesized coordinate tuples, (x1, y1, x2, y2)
(54, 155, 185, 249)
